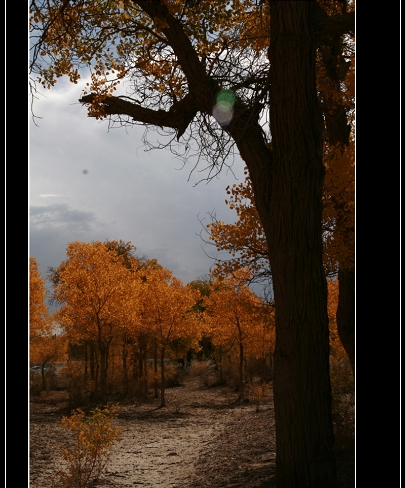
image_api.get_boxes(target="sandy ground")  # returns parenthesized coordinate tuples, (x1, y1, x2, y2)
(29, 374, 354, 488)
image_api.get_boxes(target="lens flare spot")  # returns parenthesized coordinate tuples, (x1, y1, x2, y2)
(213, 89, 235, 127)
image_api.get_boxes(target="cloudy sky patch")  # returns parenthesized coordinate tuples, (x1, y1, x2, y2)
(29, 78, 246, 288)
(30, 203, 98, 231)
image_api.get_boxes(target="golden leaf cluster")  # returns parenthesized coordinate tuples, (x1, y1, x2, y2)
(30, 0, 270, 119)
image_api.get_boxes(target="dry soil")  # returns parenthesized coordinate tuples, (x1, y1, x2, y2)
(29, 373, 354, 488)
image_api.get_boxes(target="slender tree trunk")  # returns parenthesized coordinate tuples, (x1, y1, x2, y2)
(154, 339, 159, 398)
(129, 347, 138, 396)
(99, 346, 108, 406)
(238, 342, 244, 399)
(122, 340, 128, 396)
(262, 353, 266, 383)
(230, 7, 337, 482)
(94, 356, 99, 403)
(244, 357, 251, 385)
(90, 344, 95, 380)
(41, 362, 47, 391)
(269, 348, 274, 381)
(138, 355, 144, 395)
(142, 349, 148, 396)
(84, 341, 88, 377)
(218, 346, 223, 385)
(160, 348, 166, 408)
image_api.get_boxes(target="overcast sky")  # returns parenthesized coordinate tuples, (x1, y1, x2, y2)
(29, 78, 247, 296)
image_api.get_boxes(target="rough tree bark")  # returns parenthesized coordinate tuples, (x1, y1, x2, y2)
(262, 1, 337, 488)
(218, 3, 338, 485)
(265, 3, 337, 487)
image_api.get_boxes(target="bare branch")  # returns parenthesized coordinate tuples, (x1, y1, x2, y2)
(79, 93, 198, 140)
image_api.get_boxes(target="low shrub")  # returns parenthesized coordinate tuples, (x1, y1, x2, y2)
(188, 360, 218, 386)
(247, 381, 272, 412)
(51, 404, 121, 488)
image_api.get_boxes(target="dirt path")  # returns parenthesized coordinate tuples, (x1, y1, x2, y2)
(30, 374, 353, 487)
(30, 375, 275, 487)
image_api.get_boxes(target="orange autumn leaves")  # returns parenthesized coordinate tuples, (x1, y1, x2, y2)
(30, 242, 345, 380)
(327, 278, 347, 362)
(30, 257, 52, 341)
(29, 257, 67, 368)
(51, 241, 198, 350)
(203, 269, 274, 361)
(52, 241, 140, 348)
(207, 144, 354, 280)
(206, 169, 268, 281)
(49, 241, 198, 404)
(201, 269, 275, 398)
(323, 142, 355, 272)
(30, 0, 269, 118)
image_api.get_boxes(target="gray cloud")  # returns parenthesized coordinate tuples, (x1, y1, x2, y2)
(29, 80, 247, 289)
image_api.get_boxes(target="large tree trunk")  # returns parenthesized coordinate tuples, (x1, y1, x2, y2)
(225, 2, 338, 486)
(264, 3, 337, 487)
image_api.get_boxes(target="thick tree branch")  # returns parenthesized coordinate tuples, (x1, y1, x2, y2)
(315, 9, 355, 38)
(79, 93, 198, 140)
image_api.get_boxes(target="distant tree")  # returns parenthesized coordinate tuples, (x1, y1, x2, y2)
(51, 241, 139, 405)
(30, 257, 51, 345)
(30, 257, 67, 390)
(137, 266, 197, 407)
(203, 268, 273, 399)
(33, 333, 68, 391)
